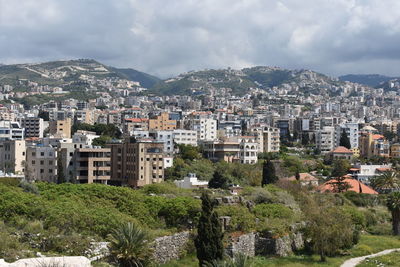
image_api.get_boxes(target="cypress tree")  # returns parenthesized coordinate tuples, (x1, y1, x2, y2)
(339, 129, 351, 149)
(262, 160, 278, 186)
(302, 133, 309, 146)
(295, 170, 301, 181)
(195, 192, 224, 266)
(57, 155, 66, 184)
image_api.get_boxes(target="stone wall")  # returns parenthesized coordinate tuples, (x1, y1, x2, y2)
(152, 231, 190, 264)
(227, 231, 304, 258)
(226, 233, 256, 257)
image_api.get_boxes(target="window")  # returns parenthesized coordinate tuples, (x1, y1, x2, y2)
(40, 152, 44, 156)
(32, 160, 35, 165)
(49, 161, 53, 165)
(40, 169, 44, 173)
(40, 160, 44, 165)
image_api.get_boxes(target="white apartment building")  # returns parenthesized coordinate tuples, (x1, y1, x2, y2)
(250, 126, 280, 153)
(173, 129, 198, 146)
(193, 118, 217, 141)
(0, 121, 24, 140)
(240, 136, 259, 164)
(149, 130, 174, 154)
(316, 126, 335, 154)
(335, 123, 359, 149)
(26, 145, 57, 182)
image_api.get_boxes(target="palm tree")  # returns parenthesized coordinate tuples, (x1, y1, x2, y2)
(387, 192, 400, 235)
(108, 222, 151, 267)
(371, 170, 400, 193)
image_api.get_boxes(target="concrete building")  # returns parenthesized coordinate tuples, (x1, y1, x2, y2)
(73, 147, 111, 184)
(0, 140, 26, 174)
(149, 130, 174, 154)
(239, 136, 259, 164)
(335, 123, 359, 149)
(26, 145, 57, 182)
(174, 173, 208, 189)
(359, 133, 390, 158)
(173, 129, 198, 146)
(49, 118, 72, 138)
(0, 121, 24, 140)
(21, 117, 44, 138)
(192, 118, 217, 141)
(316, 126, 335, 154)
(108, 138, 165, 187)
(148, 112, 177, 131)
(72, 130, 100, 146)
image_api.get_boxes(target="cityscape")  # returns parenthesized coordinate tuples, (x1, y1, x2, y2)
(1, 1, 400, 267)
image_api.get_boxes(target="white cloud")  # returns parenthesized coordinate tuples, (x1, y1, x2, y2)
(0, 0, 400, 77)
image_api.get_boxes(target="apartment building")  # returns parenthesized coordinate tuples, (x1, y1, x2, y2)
(316, 126, 335, 154)
(335, 123, 359, 149)
(72, 130, 99, 146)
(73, 147, 111, 184)
(173, 129, 198, 146)
(249, 126, 280, 153)
(49, 118, 72, 138)
(0, 121, 24, 140)
(0, 140, 26, 174)
(148, 112, 177, 131)
(108, 138, 164, 187)
(26, 145, 57, 182)
(239, 136, 259, 164)
(21, 117, 44, 138)
(359, 133, 390, 158)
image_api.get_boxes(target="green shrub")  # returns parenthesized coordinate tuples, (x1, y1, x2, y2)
(19, 180, 40, 195)
(341, 206, 367, 229)
(253, 203, 294, 219)
(158, 197, 201, 228)
(216, 205, 256, 232)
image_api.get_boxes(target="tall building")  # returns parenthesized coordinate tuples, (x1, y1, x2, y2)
(49, 118, 72, 138)
(21, 117, 44, 138)
(359, 133, 390, 158)
(173, 129, 198, 146)
(73, 147, 111, 184)
(335, 123, 359, 149)
(108, 138, 164, 187)
(316, 126, 335, 154)
(0, 140, 26, 174)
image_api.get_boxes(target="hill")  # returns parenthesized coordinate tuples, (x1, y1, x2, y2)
(339, 74, 396, 87)
(149, 66, 346, 96)
(0, 59, 160, 88)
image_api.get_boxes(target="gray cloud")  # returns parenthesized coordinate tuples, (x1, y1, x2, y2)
(1, 0, 400, 78)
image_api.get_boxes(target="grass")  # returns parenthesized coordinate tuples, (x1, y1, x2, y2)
(358, 251, 400, 267)
(161, 235, 400, 267)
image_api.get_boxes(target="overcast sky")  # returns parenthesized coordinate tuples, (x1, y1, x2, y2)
(1, 0, 400, 78)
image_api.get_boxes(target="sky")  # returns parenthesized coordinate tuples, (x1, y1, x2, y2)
(1, 0, 400, 78)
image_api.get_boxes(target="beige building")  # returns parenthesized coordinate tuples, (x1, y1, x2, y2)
(0, 140, 26, 174)
(26, 145, 57, 182)
(148, 112, 176, 131)
(73, 147, 111, 184)
(108, 138, 164, 187)
(49, 118, 72, 138)
(250, 126, 280, 153)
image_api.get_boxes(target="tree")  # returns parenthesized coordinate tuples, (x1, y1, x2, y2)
(209, 170, 230, 189)
(178, 144, 201, 161)
(387, 192, 400, 235)
(371, 170, 400, 193)
(92, 135, 112, 147)
(262, 160, 278, 186)
(305, 206, 354, 261)
(302, 133, 309, 146)
(339, 129, 351, 149)
(331, 159, 351, 178)
(108, 222, 151, 267)
(328, 176, 351, 193)
(195, 192, 224, 266)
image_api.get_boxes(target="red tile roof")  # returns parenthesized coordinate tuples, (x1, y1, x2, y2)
(317, 178, 378, 194)
(287, 173, 318, 182)
(331, 146, 353, 154)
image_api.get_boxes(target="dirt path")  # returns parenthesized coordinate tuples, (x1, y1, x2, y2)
(340, 248, 400, 267)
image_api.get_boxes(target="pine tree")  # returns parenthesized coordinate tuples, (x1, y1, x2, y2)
(208, 170, 229, 189)
(339, 129, 351, 149)
(195, 192, 224, 266)
(262, 160, 278, 186)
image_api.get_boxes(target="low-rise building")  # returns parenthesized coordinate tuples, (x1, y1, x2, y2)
(174, 173, 208, 189)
